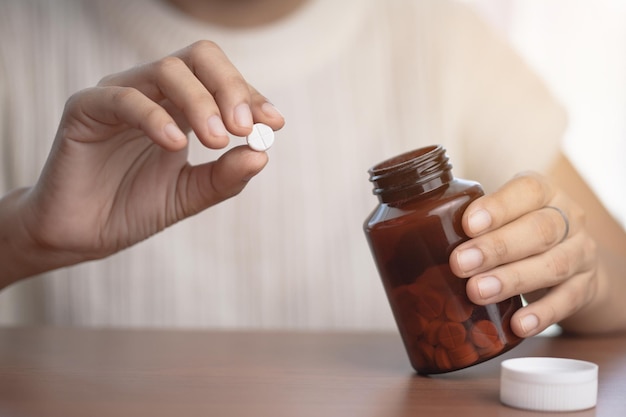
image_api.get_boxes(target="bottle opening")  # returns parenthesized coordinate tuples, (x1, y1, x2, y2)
(370, 145, 440, 174)
(368, 145, 453, 204)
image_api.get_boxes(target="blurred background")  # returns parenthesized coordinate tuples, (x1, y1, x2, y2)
(464, 0, 625, 228)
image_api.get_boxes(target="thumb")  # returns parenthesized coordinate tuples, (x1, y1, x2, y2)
(178, 145, 268, 218)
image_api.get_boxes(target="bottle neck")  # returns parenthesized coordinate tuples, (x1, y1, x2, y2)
(368, 145, 454, 204)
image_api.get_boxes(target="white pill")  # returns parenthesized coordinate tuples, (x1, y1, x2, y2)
(246, 123, 275, 151)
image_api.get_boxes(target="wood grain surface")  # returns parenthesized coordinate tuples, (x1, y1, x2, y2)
(0, 327, 624, 417)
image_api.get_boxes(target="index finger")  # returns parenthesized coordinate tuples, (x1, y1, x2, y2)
(463, 171, 555, 237)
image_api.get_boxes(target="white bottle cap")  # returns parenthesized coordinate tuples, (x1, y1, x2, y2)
(500, 357, 598, 412)
(246, 123, 275, 151)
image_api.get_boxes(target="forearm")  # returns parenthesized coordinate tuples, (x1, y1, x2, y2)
(559, 245, 626, 335)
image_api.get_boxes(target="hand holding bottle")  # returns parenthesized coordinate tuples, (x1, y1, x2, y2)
(449, 167, 599, 338)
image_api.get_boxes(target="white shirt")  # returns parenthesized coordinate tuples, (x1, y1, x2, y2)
(0, 0, 564, 329)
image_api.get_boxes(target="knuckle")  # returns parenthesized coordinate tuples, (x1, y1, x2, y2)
(560, 286, 582, 317)
(107, 87, 162, 127)
(515, 173, 547, 206)
(140, 105, 163, 126)
(153, 55, 186, 78)
(63, 88, 88, 112)
(548, 246, 571, 279)
(250, 92, 269, 108)
(190, 39, 222, 55)
(97, 73, 116, 87)
(110, 86, 139, 105)
(508, 268, 525, 294)
(535, 210, 561, 247)
(220, 73, 248, 91)
(189, 41, 246, 85)
(187, 40, 226, 70)
(545, 303, 559, 325)
(490, 236, 509, 260)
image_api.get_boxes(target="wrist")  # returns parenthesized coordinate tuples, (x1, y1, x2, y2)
(560, 252, 624, 335)
(0, 187, 72, 287)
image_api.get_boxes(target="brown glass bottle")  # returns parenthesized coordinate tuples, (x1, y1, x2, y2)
(363, 145, 523, 374)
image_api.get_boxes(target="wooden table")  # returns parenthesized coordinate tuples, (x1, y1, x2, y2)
(0, 327, 624, 416)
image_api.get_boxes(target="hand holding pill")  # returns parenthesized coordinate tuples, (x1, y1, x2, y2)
(7, 41, 285, 279)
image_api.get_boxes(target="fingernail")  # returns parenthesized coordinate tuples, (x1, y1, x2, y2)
(520, 314, 539, 334)
(207, 115, 228, 138)
(261, 102, 284, 120)
(164, 123, 186, 142)
(468, 209, 491, 234)
(457, 248, 483, 273)
(476, 276, 502, 299)
(234, 103, 253, 129)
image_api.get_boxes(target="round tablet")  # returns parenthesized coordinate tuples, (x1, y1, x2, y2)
(470, 320, 500, 348)
(448, 342, 479, 369)
(500, 357, 598, 412)
(415, 292, 445, 320)
(246, 123, 275, 151)
(437, 322, 467, 350)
